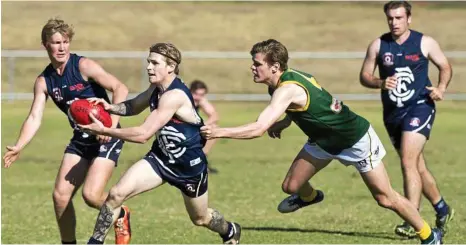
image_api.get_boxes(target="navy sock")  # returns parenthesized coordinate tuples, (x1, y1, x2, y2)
(433, 197, 449, 216)
(119, 207, 126, 219)
(221, 222, 234, 240)
(88, 237, 103, 244)
(62, 240, 76, 244)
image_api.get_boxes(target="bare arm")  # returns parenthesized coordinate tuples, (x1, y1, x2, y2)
(13, 77, 48, 150)
(213, 86, 294, 139)
(98, 90, 185, 143)
(199, 98, 219, 125)
(79, 58, 129, 127)
(108, 85, 155, 116)
(422, 35, 453, 92)
(360, 38, 384, 89)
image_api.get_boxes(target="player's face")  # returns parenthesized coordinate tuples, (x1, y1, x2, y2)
(251, 53, 273, 84)
(146, 52, 174, 84)
(386, 7, 411, 37)
(192, 88, 207, 104)
(44, 32, 70, 64)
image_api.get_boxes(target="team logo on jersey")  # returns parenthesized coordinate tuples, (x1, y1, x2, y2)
(405, 54, 420, 62)
(409, 117, 420, 127)
(156, 126, 187, 164)
(99, 145, 108, 152)
(389, 66, 415, 107)
(70, 83, 85, 91)
(382, 52, 394, 66)
(330, 98, 343, 113)
(52, 87, 64, 101)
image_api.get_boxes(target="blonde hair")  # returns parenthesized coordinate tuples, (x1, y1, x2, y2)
(149, 43, 182, 75)
(41, 18, 75, 45)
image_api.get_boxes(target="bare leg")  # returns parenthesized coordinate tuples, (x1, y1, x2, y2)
(399, 132, 426, 209)
(281, 148, 331, 195)
(361, 162, 425, 231)
(182, 191, 240, 244)
(417, 153, 442, 205)
(53, 153, 90, 242)
(89, 159, 164, 243)
(81, 157, 115, 209)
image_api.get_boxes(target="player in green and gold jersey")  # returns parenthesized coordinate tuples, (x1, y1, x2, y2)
(201, 39, 443, 244)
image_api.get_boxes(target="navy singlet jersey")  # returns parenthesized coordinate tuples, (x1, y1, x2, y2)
(149, 78, 207, 177)
(377, 30, 434, 115)
(42, 53, 114, 142)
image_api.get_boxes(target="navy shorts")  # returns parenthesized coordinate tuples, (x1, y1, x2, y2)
(384, 102, 436, 149)
(64, 134, 124, 165)
(143, 152, 208, 198)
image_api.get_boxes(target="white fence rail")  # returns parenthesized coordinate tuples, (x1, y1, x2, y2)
(3, 50, 466, 101)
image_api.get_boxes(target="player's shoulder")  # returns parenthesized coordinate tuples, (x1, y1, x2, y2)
(35, 75, 46, 85)
(365, 37, 382, 56)
(280, 68, 312, 82)
(78, 55, 100, 70)
(161, 88, 187, 100)
(420, 34, 437, 45)
(33, 75, 48, 93)
(368, 35, 383, 48)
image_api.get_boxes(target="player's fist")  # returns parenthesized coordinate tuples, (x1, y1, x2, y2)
(382, 75, 397, 90)
(3, 145, 21, 168)
(426, 86, 445, 101)
(87, 98, 112, 111)
(201, 125, 217, 140)
(267, 121, 287, 139)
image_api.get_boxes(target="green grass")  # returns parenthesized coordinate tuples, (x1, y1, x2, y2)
(2, 101, 465, 244)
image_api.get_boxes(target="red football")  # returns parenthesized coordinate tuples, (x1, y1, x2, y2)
(69, 99, 112, 127)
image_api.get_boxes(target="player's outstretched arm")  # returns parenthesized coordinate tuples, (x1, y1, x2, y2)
(360, 38, 385, 89)
(107, 85, 155, 116)
(79, 58, 129, 126)
(202, 86, 293, 139)
(80, 89, 184, 144)
(422, 35, 453, 101)
(3, 77, 48, 168)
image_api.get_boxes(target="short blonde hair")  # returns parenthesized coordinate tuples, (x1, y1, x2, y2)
(149, 43, 182, 75)
(41, 18, 75, 45)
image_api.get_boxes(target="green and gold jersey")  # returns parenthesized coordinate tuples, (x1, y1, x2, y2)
(268, 68, 370, 155)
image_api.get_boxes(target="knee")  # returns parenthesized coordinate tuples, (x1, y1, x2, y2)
(374, 193, 394, 209)
(282, 179, 300, 194)
(373, 190, 401, 210)
(401, 156, 419, 172)
(106, 187, 127, 207)
(190, 214, 210, 227)
(82, 190, 104, 209)
(52, 188, 73, 208)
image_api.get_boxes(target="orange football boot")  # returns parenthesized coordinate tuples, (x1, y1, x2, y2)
(114, 205, 131, 244)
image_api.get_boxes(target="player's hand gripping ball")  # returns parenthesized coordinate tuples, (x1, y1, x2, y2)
(69, 99, 112, 127)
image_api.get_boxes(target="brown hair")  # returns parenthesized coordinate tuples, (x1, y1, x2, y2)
(190, 80, 208, 93)
(384, 1, 412, 17)
(149, 43, 182, 75)
(41, 18, 75, 45)
(250, 39, 288, 71)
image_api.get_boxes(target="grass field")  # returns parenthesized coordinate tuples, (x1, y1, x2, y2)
(2, 101, 465, 244)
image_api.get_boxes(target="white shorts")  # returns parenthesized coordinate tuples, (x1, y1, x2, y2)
(303, 125, 386, 173)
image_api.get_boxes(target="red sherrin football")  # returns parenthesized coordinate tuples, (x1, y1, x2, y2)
(69, 99, 112, 127)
